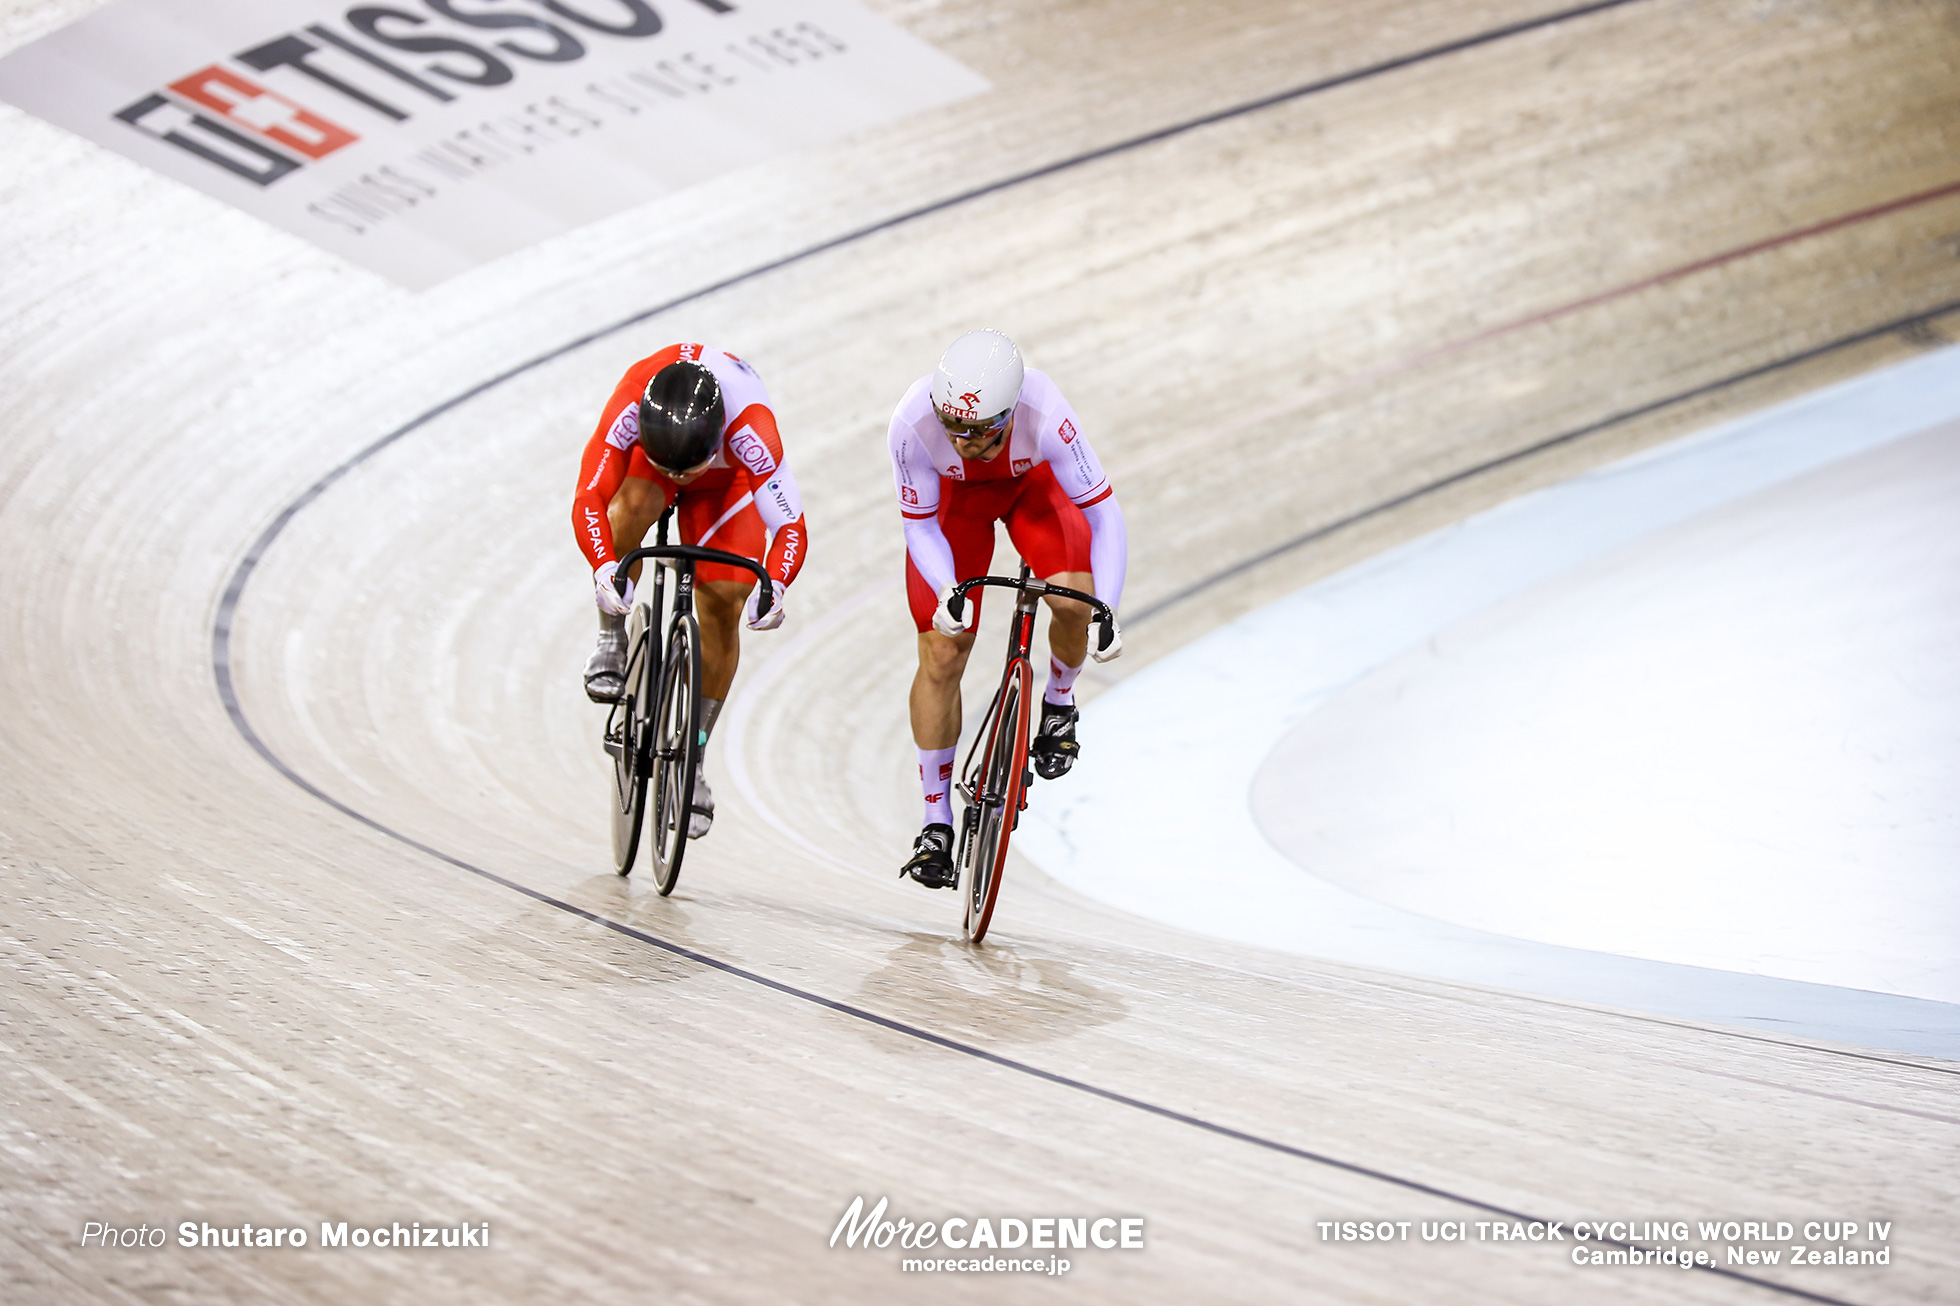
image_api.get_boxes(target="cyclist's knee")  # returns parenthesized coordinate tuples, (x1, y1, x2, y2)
(609, 477, 665, 542)
(917, 630, 973, 682)
(1043, 592, 1091, 630)
(696, 580, 751, 628)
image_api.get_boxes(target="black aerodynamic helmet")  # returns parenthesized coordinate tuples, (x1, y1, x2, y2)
(638, 360, 724, 473)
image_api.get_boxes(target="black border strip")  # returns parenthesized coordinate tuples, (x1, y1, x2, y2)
(1129, 298, 1960, 622)
(200, 4, 1906, 1300)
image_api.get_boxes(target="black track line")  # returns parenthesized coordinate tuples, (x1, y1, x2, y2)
(204, 5, 1893, 1302)
(1128, 297, 1960, 623)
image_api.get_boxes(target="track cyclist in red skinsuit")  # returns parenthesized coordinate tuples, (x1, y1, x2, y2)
(573, 343, 810, 840)
(888, 329, 1127, 889)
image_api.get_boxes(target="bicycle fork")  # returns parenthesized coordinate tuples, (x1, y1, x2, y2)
(953, 572, 1042, 864)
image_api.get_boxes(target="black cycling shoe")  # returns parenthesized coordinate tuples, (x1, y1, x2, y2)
(1031, 701, 1080, 780)
(902, 823, 957, 890)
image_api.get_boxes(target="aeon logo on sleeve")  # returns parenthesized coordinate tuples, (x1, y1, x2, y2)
(729, 427, 775, 475)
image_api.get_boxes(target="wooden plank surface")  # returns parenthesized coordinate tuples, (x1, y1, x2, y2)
(1, 0, 1955, 1301)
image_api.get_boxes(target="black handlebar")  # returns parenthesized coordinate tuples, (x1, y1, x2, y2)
(946, 574, 1117, 653)
(616, 544, 775, 618)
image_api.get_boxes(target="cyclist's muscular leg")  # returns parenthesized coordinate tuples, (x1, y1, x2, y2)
(693, 580, 750, 700)
(910, 629, 978, 749)
(904, 629, 974, 889)
(1041, 570, 1094, 665)
(608, 477, 667, 583)
(1034, 570, 1094, 779)
(679, 578, 749, 839)
(585, 478, 670, 702)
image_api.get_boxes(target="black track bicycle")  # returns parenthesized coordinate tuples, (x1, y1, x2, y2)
(944, 565, 1117, 942)
(605, 509, 773, 894)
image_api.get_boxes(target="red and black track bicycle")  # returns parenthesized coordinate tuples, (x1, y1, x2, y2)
(944, 565, 1117, 942)
(605, 509, 773, 895)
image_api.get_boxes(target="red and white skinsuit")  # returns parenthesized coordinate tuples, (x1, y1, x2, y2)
(573, 343, 808, 600)
(887, 366, 1127, 627)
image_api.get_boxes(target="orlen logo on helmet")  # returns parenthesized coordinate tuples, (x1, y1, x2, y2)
(960, 391, 982, 409)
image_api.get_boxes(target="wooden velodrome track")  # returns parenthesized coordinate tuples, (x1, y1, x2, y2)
(3, 0, 1957, 1301)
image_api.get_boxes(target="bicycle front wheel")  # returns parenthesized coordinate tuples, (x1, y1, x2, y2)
(963, 660, 1032, 943)
(646, 610, 701, 896)
(608, 609, 657, 876)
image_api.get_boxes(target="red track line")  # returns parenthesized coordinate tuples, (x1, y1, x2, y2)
(1120, 177, 1960, 477)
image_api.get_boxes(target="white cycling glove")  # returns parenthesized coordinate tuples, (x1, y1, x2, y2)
(745, 582, 787, 631)
(1090, 612, 1123, 663)
(932, 582, 974, 638)
(594, 561, 634, 617)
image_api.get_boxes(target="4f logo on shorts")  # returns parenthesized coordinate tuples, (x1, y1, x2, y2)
(1058, 419, 1077, 444)
(729, 427, 774, 475)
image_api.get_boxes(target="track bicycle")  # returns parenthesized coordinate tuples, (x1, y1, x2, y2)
(604, 509, 773, 894)
(943, 565, 1117, 942)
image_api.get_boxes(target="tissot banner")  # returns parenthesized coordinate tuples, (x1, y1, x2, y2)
(0, 0, 987, 288)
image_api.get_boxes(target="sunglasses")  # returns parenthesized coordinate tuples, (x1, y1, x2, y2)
(938, 407, 1012, 442)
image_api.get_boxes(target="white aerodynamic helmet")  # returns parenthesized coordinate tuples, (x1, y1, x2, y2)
(931, 329, 1024, 433)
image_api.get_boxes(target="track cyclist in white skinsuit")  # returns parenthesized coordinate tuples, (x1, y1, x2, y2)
(887, 329, 1128, 889)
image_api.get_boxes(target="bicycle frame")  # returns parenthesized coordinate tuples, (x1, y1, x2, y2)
(603, 508, 775, 888)
(947, 564, 1115, 940)
(615, 511, 778, 651)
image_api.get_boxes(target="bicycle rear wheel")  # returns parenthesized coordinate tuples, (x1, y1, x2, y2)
(608, 609, 657, 876)
(646, 610, 701, 896)
(963, 661, 1032, 942)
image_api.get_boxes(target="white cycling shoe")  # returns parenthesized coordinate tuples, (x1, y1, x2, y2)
(583, 615, 627, 702)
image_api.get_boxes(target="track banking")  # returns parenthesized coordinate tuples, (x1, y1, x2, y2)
(113, 1, 739, 188)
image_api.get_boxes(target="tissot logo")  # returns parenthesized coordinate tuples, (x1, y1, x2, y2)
(110, 1, 737, 189)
